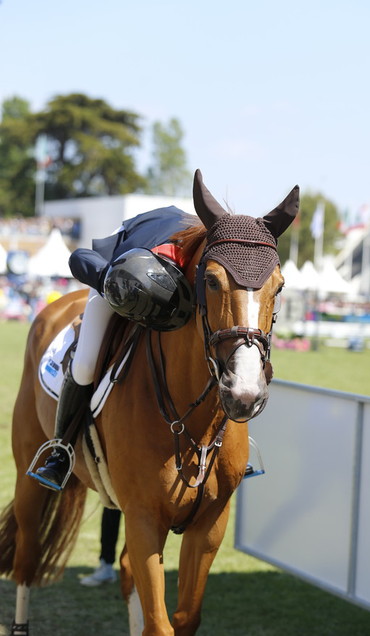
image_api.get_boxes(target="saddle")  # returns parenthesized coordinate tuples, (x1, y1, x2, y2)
(39, 314, 142, 412)
(38, 313, 143, 508)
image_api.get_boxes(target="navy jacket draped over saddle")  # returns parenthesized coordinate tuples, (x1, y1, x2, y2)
(69, 206, 195, 294)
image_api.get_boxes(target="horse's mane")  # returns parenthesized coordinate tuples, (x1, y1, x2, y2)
(171, 221, 207, 262)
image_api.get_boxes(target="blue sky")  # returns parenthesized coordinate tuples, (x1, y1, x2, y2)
(1, 0, 369, 217)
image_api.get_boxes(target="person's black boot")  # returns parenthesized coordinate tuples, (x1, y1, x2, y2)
(35, 446, 72, 491)
(28, 366, 93, 491)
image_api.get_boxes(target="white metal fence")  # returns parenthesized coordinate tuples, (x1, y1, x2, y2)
(235, 380, 370, 610)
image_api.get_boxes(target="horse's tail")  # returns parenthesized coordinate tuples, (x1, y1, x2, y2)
(0, 474, 87, 585)
(0, 499, 17, 576)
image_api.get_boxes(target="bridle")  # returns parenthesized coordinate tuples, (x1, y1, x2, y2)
(146, 237, 280, 533)
(195, 237, 279, 386)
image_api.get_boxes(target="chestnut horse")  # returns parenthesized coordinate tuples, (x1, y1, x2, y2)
(0, 170, 299, 635)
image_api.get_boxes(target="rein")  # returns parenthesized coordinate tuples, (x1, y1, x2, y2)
(146, 329, 227, 534)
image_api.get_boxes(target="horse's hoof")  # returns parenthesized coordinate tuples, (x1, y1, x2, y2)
(10, 620, 29, 636)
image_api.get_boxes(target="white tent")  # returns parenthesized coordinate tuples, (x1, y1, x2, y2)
(281, 260, 304, 290)
(27, 228, 72, 278)
(298, 259, 353, 295)
(0, 242, 7, 274)
(317, 259, 352, 295)
(299, 261, 321, 291)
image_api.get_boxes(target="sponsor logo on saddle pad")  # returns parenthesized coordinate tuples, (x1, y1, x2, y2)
(45, 359, 60, 378)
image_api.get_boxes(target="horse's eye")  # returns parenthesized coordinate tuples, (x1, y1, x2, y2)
(205, 274, 220, 291)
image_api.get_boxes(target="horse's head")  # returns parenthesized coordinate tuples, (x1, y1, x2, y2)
(193, 169, 299, 422)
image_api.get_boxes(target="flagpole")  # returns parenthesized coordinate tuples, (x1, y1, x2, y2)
(289, 219, 299, 266)
(310, 201, 325, 351)
(35, 170, 45, 216)
(313, 224, 324, 269)
(311, 201, 325, 270)
(34, 134, 48, 216)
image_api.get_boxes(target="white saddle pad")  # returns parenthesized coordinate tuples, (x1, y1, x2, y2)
(38, 323, 133, 417)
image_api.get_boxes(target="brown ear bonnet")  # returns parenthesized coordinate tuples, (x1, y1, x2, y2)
(193, 169, 299, 289)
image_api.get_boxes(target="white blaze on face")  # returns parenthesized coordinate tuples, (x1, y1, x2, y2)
(247, 290, 259, 326)
(225, 290, 264, 402)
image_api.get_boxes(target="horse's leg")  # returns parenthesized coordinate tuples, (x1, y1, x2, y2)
(124, 509, 172, 636)
(9, 378, 50, 632)
(10, 385, 86, 631)
(12, 475, 49, 582)
(8, 472, 49, 636)
(172, 501, 231, 636)
(11, 583, 31, 636)
(12, 379, 51, 586)
(120, 544, 144, 636)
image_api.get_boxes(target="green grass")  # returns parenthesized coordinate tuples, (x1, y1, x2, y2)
(1, 321, 370, 635)
(273, 345, 370, 395)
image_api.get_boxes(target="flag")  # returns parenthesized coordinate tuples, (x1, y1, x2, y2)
(310, 202, 325, 239)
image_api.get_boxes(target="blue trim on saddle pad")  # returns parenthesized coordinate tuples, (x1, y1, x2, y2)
(26, 471, 62, 491)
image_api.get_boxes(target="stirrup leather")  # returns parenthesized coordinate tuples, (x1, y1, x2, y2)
(26, 439, 75, 491)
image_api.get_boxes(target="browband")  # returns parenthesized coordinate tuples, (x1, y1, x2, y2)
(205, 238, 278, 252)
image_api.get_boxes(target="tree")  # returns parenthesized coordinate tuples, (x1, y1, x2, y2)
(0, 93, 147, 217)
(31, 93, 146, 200)
(0, 96, 36, 217)
(277, 192, 341, 268)
(145, 118, 192, 196)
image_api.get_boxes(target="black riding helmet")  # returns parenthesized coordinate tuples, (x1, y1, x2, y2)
(103, 248, 194, 331)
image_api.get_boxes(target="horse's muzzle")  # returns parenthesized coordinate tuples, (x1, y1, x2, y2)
(218, 365, 269, 422)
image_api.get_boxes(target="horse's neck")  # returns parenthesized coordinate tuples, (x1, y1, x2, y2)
(158, 239, 222, 436)
(159, 319, 222, 437)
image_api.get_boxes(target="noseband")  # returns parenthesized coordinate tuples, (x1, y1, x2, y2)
(209, 326, 271, 378)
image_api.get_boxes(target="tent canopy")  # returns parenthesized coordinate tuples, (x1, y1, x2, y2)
(27, 228, 72, 278)
(282, 259, 353, 295)
(281, 260, 305, 290)
(317, 259, 352, 294)
(299, 261, 321, 291)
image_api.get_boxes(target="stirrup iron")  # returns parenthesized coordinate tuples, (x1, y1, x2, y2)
(244, 436, 266, 479)
(26, 439, 75, 491)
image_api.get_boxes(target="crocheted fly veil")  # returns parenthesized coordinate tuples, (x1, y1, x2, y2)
(203, 215, 279, 288)
(193, 169, 299, 288)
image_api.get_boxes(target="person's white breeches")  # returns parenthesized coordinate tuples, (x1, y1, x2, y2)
(71, 288, 114, 386)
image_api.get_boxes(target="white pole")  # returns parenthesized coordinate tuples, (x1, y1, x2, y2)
(34, 170, 45, 216)
(289, 223, 299, 266)
(34, 134, 48, 216)
(312, 202, 325, 271)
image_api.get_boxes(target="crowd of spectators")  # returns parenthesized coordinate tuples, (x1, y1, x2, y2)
(0, 275, 81, 323)
(0, 216, 80, 241)
(0, 216, 83, 323)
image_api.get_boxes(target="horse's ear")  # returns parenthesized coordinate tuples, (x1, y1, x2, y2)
(193, 169, 228, 230)
(262, 185, 300, 238)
